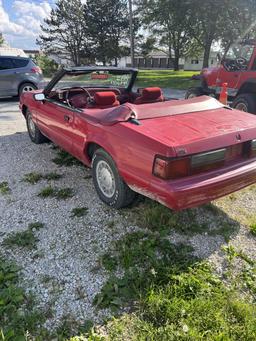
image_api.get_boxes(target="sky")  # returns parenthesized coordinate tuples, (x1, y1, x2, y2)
(0, 0, 56, 49)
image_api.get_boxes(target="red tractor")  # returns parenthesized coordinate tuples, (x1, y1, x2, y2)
(186, 39, 256, 113)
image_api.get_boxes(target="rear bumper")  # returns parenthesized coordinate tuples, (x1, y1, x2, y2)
(149, 159, 256, 210)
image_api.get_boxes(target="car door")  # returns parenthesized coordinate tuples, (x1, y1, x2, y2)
(35, 98, 75, 154)
(216, 65, 241, 91)
(0, 57, 18, 96)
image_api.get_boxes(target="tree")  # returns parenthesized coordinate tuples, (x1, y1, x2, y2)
(0, 33, 4, 46)
(85, 0, 130, 65)
(37, 0, 89, 66)
(34, 54, 59, 77)
(137, 0, 192, 70)
(189, 0, 256, 67)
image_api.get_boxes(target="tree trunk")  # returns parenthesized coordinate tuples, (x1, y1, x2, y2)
(173, 50, 180, 71)
(203, 41, 212, 68)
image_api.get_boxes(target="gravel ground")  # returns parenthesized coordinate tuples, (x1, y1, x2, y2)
(0, 97, 256, 331)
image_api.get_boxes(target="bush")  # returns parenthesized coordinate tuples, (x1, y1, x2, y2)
(35, 54, 59, 77)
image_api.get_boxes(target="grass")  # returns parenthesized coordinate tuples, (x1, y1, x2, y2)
(0, 256, 47, 340)
(130, 199, 237, 240)
(23, 172, 62, 184)
(3, 222, 44, 249)
(135, 70, 200, 90)
(70, 207, 88, 218)
(0, 181, 10, 195)
(89, 225, 256, 340)
(38, 186, 74, 199)
(52, 149, 82, 167)
(246, 216, 256, 236)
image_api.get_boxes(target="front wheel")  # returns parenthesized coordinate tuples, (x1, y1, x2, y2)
(92, 148, 137, 209)
(232, 93, 256, 114)
(26, 110, 48, 144)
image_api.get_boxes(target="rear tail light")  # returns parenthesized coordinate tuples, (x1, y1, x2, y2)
(31, 67, 42, 74)
(153, 157, 190, 179)
(250, 139, 256, 158)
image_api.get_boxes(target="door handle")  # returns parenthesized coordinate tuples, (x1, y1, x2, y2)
(64, 115, 71, 122)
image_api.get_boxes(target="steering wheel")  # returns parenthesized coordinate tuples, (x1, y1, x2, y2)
(66, 87, 93, 107)
(235, 57, 247, 69)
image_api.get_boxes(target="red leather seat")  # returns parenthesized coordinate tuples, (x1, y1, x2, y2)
(134, 87, 164, 104)
(91, 91, 120, 109)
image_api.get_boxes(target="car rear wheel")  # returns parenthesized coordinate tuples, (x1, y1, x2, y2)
(232, 93, 256, 114)
(26, 110, 48, 144)
(185, 87, 205, 99)
(92, 148, 137, 209)
(19, 83, 37, 96)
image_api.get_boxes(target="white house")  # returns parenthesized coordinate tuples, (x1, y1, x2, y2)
(184, 51, 219, 71)
(0, 43, 26, 57)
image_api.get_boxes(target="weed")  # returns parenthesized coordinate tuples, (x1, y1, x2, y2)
(132, 200, 209, 236)
(56, 188, 74, 199)
(0, 181, 10, 195)
(38, 186, 55, 197)
(2, 222, 44, 249)
(44, 172, 63, 180)
(70, 207, 88, 218)
(23, 172, 62, 184)
(107, 220, 115, 229)
(52, 149, 82, 167)
(38, 186, 74, 199)
(100, 253, 118, 272)
(0, 257, 46, 339)
(23, 172, 43, 184)
(246, 216, 256, 236)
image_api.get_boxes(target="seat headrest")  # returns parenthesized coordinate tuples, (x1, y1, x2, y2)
(142, 87, 162, 100)
(94, 91, 117, 106)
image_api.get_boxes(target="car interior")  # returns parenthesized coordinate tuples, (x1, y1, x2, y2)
(48, 86, 165, 110)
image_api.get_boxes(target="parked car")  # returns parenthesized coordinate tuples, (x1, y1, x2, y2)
(0, 56, 43, 97)
(19, 66, 256, 210)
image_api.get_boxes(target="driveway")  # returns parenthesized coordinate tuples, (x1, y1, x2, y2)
(0, 97, 25, 135)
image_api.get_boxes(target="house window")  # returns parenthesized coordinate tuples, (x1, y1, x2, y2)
(211, 59, 214, 64)
(191, 59, 199, 64)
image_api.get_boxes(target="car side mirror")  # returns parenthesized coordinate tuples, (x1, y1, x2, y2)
(34, 93, 45, 101)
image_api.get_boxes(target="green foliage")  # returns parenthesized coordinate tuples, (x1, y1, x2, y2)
(70, 207, 88, 218)
(38, 186, 74, 199)
(0, 181, 10, 195)
(92, 230, 256, 340)
(23, 172, 62, 184)
(34, 54, 58, 77)
(23, 172, 43, 184)
(0, 257, 48, 340)
(3, 222, 44, 249)
(52, 149, 82, 167)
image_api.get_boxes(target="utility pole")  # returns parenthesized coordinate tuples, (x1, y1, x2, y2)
(128, 0, 135, 67)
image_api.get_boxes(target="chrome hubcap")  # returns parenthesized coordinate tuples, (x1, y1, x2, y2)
(235, 102, 248, 112)
(28, 114, 36, 138)
(96, 160, 116, 198)
(22, 85, 34, 93)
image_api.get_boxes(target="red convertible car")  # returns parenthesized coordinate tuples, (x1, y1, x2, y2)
(20, 67, 256, 210)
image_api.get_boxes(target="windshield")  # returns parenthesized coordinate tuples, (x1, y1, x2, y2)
(53, 70, 132, 90)
(225, 43, 254, 62)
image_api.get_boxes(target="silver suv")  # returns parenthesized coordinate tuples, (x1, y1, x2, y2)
(0, 56, 43, 97)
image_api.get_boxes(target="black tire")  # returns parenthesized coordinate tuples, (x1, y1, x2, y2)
(185, 87, 204, 99)
(19, 82, 37, 97)
(232, 93, 256, 114)
(26, 110, 48, 144)
(92, 148, 137, 209)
